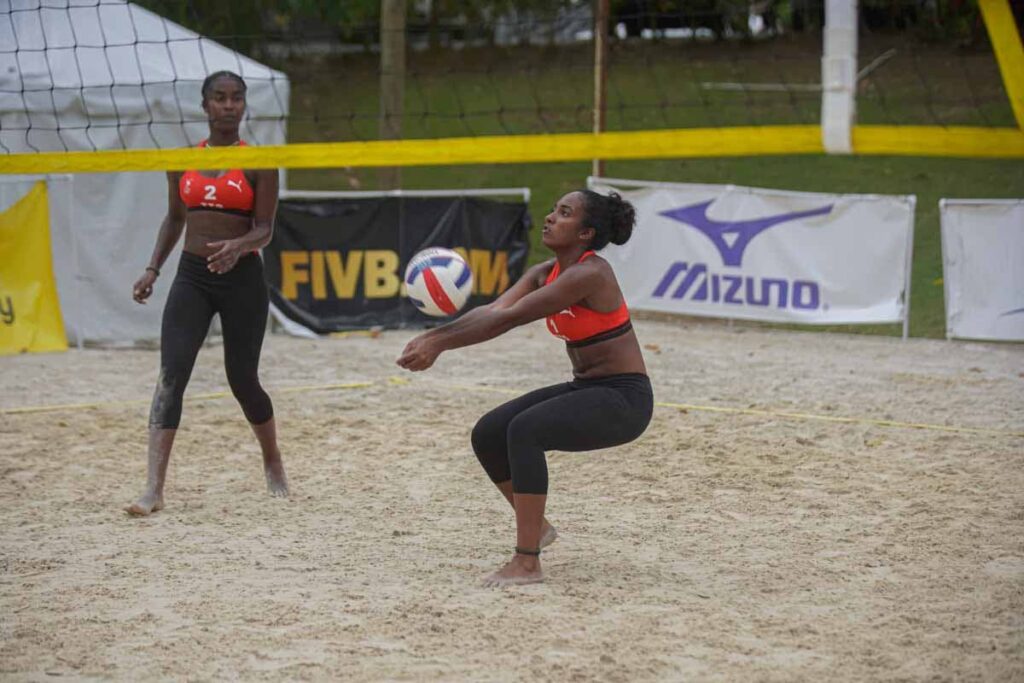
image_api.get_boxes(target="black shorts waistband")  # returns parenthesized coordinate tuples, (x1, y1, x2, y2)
(179, 250, 260, 265)
(569, 372, 651, 392)
(176, 250, 262, 284)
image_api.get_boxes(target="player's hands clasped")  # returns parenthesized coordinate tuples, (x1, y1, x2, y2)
(132, 270, 158, 304)
(397, 335, 441, 371)
(206, 239, 244, 274)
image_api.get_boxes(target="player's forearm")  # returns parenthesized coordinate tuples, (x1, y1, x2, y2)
(427, 305, 520, 352)
(234, 221, 273, 251)
(148, 216, 185, 269)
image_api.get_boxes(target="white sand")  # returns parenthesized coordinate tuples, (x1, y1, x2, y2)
(1, 318, 1022, 681)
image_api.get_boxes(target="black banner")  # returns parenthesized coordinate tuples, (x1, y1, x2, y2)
(264, 195, 531, 332)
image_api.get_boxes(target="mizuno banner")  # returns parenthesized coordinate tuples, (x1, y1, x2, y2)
(264, 194, 531, 333)
(939, 199, 1024, 341)
(589, 178, 915, 327)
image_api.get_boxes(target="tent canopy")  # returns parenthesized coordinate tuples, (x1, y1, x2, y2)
(0, 0, 289, 344)
(1, 0, 289, 153)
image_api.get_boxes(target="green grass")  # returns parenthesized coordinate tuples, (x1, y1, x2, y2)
(277, 35, 1024, 339)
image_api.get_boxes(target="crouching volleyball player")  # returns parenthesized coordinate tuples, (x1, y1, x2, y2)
(397, 190, 652, 586)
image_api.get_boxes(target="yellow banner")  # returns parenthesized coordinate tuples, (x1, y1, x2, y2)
(0, 182, 67, 355)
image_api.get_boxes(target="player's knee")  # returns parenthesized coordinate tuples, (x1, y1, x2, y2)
(471, 414, 512, 483)
(227, 367, 258, 397)
(471, 412, 504, 457)
(229, 377, 272, 425)
(149, 367, 185, 428)
(243, 398, 273, 426)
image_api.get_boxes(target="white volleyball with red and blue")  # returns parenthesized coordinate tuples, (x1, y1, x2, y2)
(404, 247, 474, 317)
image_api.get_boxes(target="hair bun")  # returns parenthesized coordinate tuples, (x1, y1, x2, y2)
(607, 191, 636, 246)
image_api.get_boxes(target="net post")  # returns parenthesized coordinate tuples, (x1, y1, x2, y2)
(379, 0, 406, 190)
(64, 175, 84, 349)
(978, 0, 1024, 129)
(821, 0, 857, 154)
(592, 0, 610, 178)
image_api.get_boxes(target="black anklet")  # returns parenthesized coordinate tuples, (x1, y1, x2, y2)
(515, 546, 541, 556)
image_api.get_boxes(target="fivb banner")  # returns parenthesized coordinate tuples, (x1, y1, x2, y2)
(264, 194, 530, 333)
(0, 181, 67, 355)
(939, 199, 1024, 341)
(590, 178, 915, 329)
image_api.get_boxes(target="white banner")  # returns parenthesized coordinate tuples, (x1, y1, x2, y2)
(939, 199, 1024, 341)
(589, 178, 915, 328)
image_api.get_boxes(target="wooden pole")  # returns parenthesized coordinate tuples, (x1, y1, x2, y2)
(379, 0, 406, 189)
(592, 0, 610, 178)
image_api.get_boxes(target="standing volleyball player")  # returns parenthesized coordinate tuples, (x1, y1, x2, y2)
(398, 190, 652, 586)
(126, 71, 287, 516)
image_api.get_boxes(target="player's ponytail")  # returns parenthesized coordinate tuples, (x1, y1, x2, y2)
(579, 190, 637, 250)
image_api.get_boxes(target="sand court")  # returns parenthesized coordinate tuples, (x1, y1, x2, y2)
(1, 318, 1022, 680)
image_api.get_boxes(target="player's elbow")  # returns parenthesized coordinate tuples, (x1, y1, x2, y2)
(167, 204, 187, 224)
(165, 213, 186, 232)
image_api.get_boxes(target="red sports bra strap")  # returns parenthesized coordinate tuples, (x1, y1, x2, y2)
(578, 250, 596, 263)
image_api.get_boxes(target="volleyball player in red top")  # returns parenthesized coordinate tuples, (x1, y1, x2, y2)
(398, 190, 653, 586)
(126, 71, 288, 516)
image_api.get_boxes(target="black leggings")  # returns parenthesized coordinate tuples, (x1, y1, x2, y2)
(471, 373, 653, 495)
(149, 251, 273, 429)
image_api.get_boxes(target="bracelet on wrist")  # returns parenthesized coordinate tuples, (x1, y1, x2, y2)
(146, 266, 160, 276)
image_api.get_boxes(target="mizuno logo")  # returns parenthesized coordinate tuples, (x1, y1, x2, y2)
(652, 262, 821, 310)
(659, 200, 833, 266)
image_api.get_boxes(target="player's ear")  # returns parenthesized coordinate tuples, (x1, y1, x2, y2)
(578, 226, 596, 243)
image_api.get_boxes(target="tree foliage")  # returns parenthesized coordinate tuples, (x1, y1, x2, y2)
(135, 0, 1000, 52)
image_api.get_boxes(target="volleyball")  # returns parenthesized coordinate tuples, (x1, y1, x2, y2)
(404, 247, 474, 317)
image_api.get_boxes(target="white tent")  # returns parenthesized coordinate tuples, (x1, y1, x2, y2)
(0, 0, 289, 343)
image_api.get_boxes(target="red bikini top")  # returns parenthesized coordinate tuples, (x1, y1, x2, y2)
(179, 140, 254, 217)
(544, 250, 632, 348)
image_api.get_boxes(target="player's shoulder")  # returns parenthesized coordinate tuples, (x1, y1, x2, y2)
(578, 251, 614, 276)
(528, 259, 554, 284)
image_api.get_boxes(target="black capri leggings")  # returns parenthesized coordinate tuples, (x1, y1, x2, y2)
(471, 373, 653, 495)
(149, 251, 273, 429)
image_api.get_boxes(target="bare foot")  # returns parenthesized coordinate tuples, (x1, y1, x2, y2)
(125, 492, 164, 516)
(540, 523, 558, 549)
(482, 554, 544, 588)
(265, 463, 289, 498)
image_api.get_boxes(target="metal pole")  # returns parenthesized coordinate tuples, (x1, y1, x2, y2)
(64, 176, 84, 349)
(379, 0, 406, 190)
(592, 0, 610, 177)
(901, 196, 917, 340)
